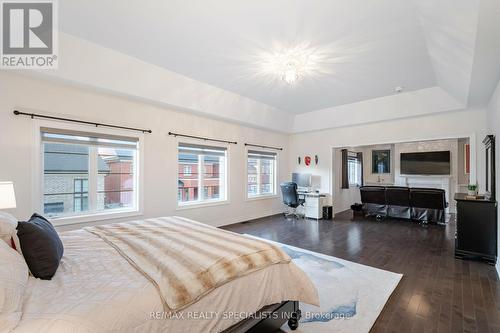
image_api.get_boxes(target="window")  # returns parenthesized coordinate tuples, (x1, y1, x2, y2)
(247, 150, 277, 198)
(73, 179, 88, 212)
(177, 143, 227, 205)
(183, 165, 192, 176)
(44, 202, 64, 214)
(41, 128, 139, 218)
(348, 154, 362, 187)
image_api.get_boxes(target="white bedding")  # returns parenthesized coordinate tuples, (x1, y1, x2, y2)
(14, 228, 318, 333)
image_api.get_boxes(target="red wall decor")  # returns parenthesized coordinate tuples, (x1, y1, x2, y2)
(305, 156, 311, 166)
(465, 144, 470, 174)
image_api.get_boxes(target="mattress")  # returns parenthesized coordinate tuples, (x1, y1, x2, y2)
(14, 226, 318, 333)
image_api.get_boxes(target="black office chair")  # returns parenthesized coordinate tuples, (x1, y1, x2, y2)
(280, 182, 305, 219)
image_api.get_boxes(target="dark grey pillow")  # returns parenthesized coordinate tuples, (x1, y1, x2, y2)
(17, 213, 64, 280)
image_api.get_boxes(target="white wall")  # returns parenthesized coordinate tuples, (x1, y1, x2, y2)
(0, 72, 290, 230)
(486, 79, 500, 272)
(292, 86, 464, 133)
(289, 108, 487, 214)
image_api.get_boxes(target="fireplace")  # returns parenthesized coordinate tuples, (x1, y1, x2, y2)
(402, 176, 454, 213)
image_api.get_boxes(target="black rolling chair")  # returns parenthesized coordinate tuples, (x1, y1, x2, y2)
(280, 182, 305, 219)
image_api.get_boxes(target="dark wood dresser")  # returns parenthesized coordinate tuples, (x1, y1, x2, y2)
(454, 193, 497, 264)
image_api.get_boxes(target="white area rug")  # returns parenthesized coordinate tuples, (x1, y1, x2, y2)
(248, 236, 403, 333)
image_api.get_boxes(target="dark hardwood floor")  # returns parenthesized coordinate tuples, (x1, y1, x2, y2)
(223, 210, 500, 333)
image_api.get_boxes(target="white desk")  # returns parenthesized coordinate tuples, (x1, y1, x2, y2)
(298, 191, 327, 219)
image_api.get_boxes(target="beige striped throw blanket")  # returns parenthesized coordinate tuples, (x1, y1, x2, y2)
(85, 216, 291, 311)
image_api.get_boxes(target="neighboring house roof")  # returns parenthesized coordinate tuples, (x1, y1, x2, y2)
(44, 145, 217, 173)
(179, 154, 219, 163)
(44, 143, 131, 173)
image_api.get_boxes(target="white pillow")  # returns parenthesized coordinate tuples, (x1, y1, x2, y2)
(0, 212, 21, 254)
(0, 240, 29, 332)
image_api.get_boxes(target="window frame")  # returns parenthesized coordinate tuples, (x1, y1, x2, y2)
(73, 178, 89, 212)
(347, 154, 362, 188)
(33, 119, 144, 226)
(176, 139, 230, 209)
(245, 147, 278, 200)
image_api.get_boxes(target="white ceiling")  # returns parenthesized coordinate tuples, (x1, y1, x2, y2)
(49, 0, 500, 131)
(59, 0, 441, 114)
(415, 0, 479, 105)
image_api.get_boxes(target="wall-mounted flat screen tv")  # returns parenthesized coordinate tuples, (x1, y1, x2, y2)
(400, 151, 451, 175)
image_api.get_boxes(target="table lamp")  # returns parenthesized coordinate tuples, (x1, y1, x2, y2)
(0, 181, 17, 210)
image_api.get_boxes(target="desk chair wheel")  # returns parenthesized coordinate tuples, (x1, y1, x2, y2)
(284, 211, 305, 220)
(287, 309, 301, 330)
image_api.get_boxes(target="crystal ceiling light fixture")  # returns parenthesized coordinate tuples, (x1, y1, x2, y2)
(260, 43, 319, 86)
(282, 60, 302, 85)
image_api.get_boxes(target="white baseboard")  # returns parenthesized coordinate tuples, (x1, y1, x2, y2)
(213, 210, 284, 228)
(55, 208, 285, 231)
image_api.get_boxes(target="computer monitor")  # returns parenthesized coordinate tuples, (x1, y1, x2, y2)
(292, 173, 312, 188)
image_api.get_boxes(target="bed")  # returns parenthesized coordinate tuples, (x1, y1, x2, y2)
(13, 217, 319, 333)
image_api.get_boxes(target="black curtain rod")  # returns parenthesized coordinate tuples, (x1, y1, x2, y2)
(245, 143, 283, 151)
(168, 131, 237, 145)
(13, 110, 152, 134)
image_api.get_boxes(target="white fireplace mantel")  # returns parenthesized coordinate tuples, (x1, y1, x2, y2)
(402, 175, 455, 213)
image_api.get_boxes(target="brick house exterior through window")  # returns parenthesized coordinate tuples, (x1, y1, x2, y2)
(247, 150, 277, 198)
(177, 143, 227, 205)
(41, 129, 139, 218)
